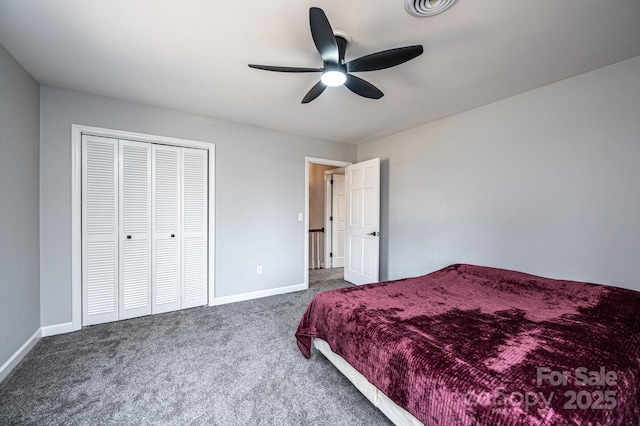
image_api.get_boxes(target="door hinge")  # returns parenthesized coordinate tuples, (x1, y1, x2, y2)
(330, 216, 333, 221)
(330, 253, 333, 258)
(331, 179, 334, 184)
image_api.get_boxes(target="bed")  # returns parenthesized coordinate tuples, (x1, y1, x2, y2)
(295, 264, 640, 425)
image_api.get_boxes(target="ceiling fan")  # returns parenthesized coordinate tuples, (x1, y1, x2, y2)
(248, 7, 424, 104)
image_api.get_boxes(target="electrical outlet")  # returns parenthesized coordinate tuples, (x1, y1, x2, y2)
(257, 265, 263, 275)
(298, 212, 304, 221)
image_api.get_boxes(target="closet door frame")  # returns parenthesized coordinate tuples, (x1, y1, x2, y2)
(71, 125, 215, 331)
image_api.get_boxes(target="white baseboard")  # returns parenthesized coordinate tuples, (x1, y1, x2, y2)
(212, 283, 307, 306)
(42, 322, 74, 337)
(0, 328, 41, 383)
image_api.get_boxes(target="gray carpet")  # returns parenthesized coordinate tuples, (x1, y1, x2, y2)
(0, 269, 392, 425)
(307, 267, 345, 282)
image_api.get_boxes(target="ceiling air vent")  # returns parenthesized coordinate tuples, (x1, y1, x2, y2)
(405, 0, 458, 17)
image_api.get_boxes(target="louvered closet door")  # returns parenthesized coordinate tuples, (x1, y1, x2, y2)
(182, 148, 208, 308)
(152, 145, 182, 314)
(119, 140, 152, 320)
(82, 135, 119, 326)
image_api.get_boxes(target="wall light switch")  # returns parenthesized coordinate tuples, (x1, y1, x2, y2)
(257, 265, 263, 275)
(298, 213, 304, 221)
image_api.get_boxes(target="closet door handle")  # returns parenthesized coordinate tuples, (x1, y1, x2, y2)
(171, 234, 175, 238)
(127, 235, 132, 239)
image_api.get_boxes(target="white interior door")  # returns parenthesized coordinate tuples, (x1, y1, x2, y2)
(181, 148, 208, 309)
(332, 174, 346, 268)
(119, 140, 152, 320)
(82, 135, 119, 326)
(344, 158, 380, 285)
(152, 144, 182, 314)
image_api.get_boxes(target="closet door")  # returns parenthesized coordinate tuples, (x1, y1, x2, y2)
(152, 145, 182, 314)
(182, 148, 208, 308)
(119, 140, 152, 320)
(82, 135, 119, 326)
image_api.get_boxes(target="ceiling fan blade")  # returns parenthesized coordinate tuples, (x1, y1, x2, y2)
(301, 81, 327, 104)
(344, 74, 384, 99)
(309, 7, 339, 66)
(347, 45, 424, 72)
(248, 64, 323, 73)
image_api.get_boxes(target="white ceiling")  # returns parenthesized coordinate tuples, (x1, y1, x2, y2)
(1, 1, 639, 144)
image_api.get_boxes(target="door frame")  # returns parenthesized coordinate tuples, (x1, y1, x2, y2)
(71, 124, 215, 331)
(304, 157, 351, 289)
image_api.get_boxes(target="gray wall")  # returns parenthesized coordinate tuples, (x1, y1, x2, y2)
(0, 45, 40, 366)
(359, 55, 640, 291)
(39, 86, 356, 326)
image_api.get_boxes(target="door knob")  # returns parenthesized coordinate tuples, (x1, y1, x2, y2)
(171, 234, 175, 238)
(367, 231, 380, 237)
(126, 235, 132, 239)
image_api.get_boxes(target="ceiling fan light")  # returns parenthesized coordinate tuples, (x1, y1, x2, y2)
(321, 70, 347, 87)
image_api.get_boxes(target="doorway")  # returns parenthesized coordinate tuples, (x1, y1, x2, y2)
(304, 156, 382, 289)
(304, 157, 351, 289)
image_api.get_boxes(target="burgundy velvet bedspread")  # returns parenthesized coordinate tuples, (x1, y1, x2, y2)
(295, 264, 640, 425)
